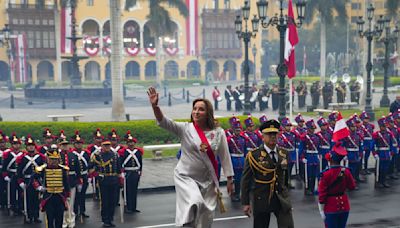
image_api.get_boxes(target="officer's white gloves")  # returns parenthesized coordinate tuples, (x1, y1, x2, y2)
(302, 158, 307, 163)
(318, 203, 325, 220)
(37, 186, 46, 192)
(4, 176, 10, 182)
(77, 184, 83, 192)
(374, 154, 379, 160)
(19, 182, 26, 190)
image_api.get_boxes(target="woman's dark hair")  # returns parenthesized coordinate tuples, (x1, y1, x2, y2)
(190, 98, 216, 130)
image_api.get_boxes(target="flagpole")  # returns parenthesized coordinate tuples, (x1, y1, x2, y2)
(290, 78, 293, 121)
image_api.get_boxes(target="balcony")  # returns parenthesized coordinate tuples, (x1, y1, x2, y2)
(8, 4, 54, 10)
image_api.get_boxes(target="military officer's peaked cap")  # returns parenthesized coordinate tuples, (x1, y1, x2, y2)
(47, 144, 60, 158)
(260, 119, 280, 133)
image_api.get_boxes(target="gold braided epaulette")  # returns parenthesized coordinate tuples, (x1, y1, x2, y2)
(247, 151, 275, 175)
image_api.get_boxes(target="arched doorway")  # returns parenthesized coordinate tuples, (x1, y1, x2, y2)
(102, 20, 110, 36)
(61, 61, 71, 82)
(84, 61, 101, 81)
(37, 60, 54, 81)
(105, 61, 111, 81)
(125, 61, 140, 79)
(145, 61, 156, 80)
(0, 61, 9, 81)
(164, 60, 179, 79)
(143, 21, 156, 49)
(81, 19, 100, 36)
(187, 60, 200, 79)
(205, 60, 219, 81)
(123, 20, 140, 52)
(223, 60, 237, 81)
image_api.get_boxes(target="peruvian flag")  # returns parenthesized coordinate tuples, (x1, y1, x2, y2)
(332, 112, 350, 142)
(186, 0, 199, 56)
(284, 0, 299, 79)
(61, 5, 72, 54)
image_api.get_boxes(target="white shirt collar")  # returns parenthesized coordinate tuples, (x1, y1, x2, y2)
(263, 144, 278, 160)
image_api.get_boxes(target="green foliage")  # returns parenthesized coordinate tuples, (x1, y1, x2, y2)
(0, 116, 254, 145)
(300, 107, 389, 119)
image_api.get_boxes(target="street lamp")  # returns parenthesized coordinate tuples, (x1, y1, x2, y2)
(235, 0, 259, 115)
(356, 3, 385, 120)
(256, 0, 306, 121)
(1, 24, 12, 90)
(252, 43, 257, 84)
(379, 17, 399, 107)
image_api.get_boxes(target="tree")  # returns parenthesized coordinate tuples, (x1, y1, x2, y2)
(305, 0, 348, 84)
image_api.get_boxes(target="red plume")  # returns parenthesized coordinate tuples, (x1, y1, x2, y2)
(75, 130, 79, 135)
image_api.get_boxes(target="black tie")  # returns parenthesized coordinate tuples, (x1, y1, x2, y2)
(270, 151, 277, 163)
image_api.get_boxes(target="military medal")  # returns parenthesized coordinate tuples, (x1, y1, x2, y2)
(200, 143, 208, 153)
(261, 151, 267, 157)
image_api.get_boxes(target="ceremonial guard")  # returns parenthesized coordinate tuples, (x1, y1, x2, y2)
(233, 86, 242, 112)
(341, 119, 363, 188)
(2, 133, 24, 215)
(322, 81, 333, 109)
(212, 86, 221, 111)
(256, 115, 268, 139)
(32, 144, 70, 228)
(227, 121, 246, 202)
(277, 117, 296, 189)
(301, 119, 320, 195)
(243, 117, 261, 151)
(386, 114, 399, 179)
(58, 131, 80, 228)
(118, 131, 143, 213)
(70, 131, 91, 219)
(310, 81, 321, 109)
(293, 114, 307, 179)
(318, 144, 356, 228)
(87, 128, 104, 200)
(316, 117, 332, 171)
(90, 139, 123, 227)
(241, 119, 293, 228)
(327, 112, 338, 134)
(373, 117, 393, 188)
(39, 128, 54, 155)
(394, 111, 400, 174)
(17, 135, 45, 223)
(109, 129, 124, 154)
(0, 130, 8, 209)
(360, 111, 374, 174)
(224, 85, 233, 111)
(225, 116, 239, 138)
(296, 81, 307, 109)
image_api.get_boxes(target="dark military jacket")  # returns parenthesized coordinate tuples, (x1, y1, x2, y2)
(241, 144, 290, 214)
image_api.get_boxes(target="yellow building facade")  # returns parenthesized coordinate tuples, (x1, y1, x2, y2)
(0, 0, 394, 84)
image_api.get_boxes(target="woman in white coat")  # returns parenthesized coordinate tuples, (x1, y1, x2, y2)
(147, 87, 234, 227)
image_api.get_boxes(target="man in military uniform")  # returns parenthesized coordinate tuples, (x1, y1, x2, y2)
(316, 117, 332, 172)
(32, 144, 70, 228)
(327, 112, 338, 134)
(90, 139, 123, 227)
(2, 133, 24, 215)
(271, 84, 279, 111)
(301, 120, 320, 195)
(227, 121, 246, 202)
(386, 114, 399, 179)
(233, 86, 242, 112)
(118, 131, 143, 214)
(225, 116, 239, 138)
(360, 111, 374, 175)
(341, 118, 363, 188)
(322, 81, 333, 109)
(0, 130, 8, 209)
(318, 144, 356, 228)
(224, 85, 233, 111)
(296, 81, 307, 109)
(241, 119, 293, 228)
(277, 117, 296, 189)
(310, 81, 321, 109)
(373, 117, 394, 188)
(256, 115, 268, 140)
(17, 135, 45, 223)
(39, 128, 54, 155)
(394, 111, 400, 174)
(70, 131, 91, 219)
(58, 131, 80, 228)
(87, 128, 104, 200)
(243, 117, 261, 151)
(293, 114, 307, 178)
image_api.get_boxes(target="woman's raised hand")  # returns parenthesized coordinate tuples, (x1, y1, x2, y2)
(147, 87, 159, 107)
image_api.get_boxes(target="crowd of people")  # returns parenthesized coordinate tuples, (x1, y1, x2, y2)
(0, 86, 399, 228)
(0, 128, 142, 227)
(211, 80, 363, 112)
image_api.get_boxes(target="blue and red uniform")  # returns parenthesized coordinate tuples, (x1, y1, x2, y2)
(341, 119, 363, 184)
(317, 117, 332, 172)
(373, 117, 394, 187)
(360, 111, 375, 172)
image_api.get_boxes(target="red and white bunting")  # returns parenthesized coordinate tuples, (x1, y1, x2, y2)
(61, 6, 72, 54)
(145, 47, 156, 56)
(103, 36, 112, 55)
(83, 36, 100, 57)
(332, 112, 350, 142)
(186, 0, 199, 55)
(125, 43, 140, 56)
(164, 46, 178, 56)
